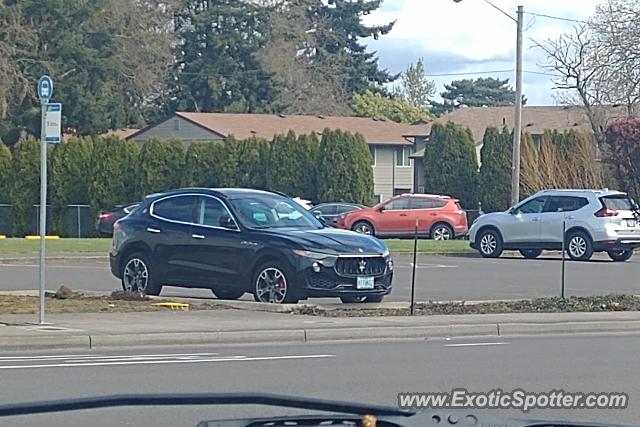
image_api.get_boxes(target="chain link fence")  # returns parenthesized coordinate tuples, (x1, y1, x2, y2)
(0, 204, 96, 237)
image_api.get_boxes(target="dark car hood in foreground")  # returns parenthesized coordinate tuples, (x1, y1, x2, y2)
(263, 227, 388, 255)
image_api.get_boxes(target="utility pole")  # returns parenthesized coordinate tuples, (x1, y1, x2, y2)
(511, 5, 524, 206)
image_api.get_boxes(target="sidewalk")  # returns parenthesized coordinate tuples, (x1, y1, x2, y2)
(3, 308, 640, 351)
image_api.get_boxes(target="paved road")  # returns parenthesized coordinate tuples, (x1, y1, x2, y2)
(0, 334, 637, 426)
(0, 253, 639, 302)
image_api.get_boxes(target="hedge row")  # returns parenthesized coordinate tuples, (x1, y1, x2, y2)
(0, 129, 373, 236)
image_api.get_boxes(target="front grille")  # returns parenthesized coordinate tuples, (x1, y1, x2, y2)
(334, 256, 386, 277)
(307, 274, 339, 290)
(306, 273, 391, 291)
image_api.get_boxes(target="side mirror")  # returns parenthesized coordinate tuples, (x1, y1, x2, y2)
(219, 216, 238, 230)
(314, 214, 327, 225)
(377, 206, 385, 212)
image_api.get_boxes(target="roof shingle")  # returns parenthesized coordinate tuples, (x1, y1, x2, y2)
(175, 112, 417, 145)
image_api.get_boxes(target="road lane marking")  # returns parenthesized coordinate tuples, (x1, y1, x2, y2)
(0, 354, 335, 370)
(0, 352, 219, 362)
(444, 342, 509, 347)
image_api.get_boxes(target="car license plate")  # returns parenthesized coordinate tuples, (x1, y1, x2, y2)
(357, 276, 375, 290)
(627, 219, 637, 227)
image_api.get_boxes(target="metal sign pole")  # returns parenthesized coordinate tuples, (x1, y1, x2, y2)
(36, 75, 54, 325)
(561, 212, 566, 298)
(410, 220, 418, 315)
(38, 100, 47, 324)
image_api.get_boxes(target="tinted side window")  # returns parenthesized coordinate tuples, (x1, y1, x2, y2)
(152, 195, 198, 223)
(335, 205, 358, 214)
(516, 197, 546, 214)
(313, 205, 338, 216)
(196, 196, 233, 228)
(545, 196, 589, 213)
(410, 199, 435, 209)
(385, 198, 410, 210)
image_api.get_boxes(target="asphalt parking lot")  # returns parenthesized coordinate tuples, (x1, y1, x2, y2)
(0, 252, 638, 303)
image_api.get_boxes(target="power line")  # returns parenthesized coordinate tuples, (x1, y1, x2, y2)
(424, 69, 514, 77)
(525, 11, 589, 25)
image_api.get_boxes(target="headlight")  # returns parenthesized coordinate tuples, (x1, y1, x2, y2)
(292, 249, 334, 259)
(381, 248, 390, 258)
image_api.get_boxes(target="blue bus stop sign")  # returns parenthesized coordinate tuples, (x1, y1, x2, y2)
(37, 75, 53, 102)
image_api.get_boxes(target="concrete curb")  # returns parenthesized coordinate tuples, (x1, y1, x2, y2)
(6, 319, 640, 351)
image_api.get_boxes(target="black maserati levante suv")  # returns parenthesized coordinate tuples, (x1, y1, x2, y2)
(109, 188, 393, 304)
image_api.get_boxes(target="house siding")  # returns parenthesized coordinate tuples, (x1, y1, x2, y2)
(372, 146, 414, 201)
(131, 116, 223, 144)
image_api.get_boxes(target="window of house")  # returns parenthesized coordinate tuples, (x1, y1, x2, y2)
(372, 195, 382, 205)
(369, 146, 376, 166)
(396, 147, 411, 167)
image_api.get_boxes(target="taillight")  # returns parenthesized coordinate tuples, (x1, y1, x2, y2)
(595, 208, 618, 217)
(99, 213, 113, 220)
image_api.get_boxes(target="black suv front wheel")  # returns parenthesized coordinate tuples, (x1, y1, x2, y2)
(253, 262, 299, 304)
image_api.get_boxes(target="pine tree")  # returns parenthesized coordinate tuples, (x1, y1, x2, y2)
(479, 127, 512, 212)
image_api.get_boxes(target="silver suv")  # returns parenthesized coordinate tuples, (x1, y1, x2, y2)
(469, 189, 640, 261)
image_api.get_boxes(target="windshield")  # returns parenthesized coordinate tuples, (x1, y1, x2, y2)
(229, 194, 323, 230)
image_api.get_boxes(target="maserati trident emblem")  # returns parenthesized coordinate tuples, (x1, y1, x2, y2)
(358, 259, 367, 273)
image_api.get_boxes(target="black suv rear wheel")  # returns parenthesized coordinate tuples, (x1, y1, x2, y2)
(121, 252, 161, 296)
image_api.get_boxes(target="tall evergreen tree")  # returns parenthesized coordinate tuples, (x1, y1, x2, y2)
(50, 136, 93, 233)
(139, 139, 185, 195)
(0, 141, 11, 204)
(440, 77, 524, 110)
(424, 122, 479, 209)
(479, 127, 512, 212)
(10, 139, 41, 235)
(315, 129, 373, 204)
(183, 141, 226, 187)
(312, 0, 396, 94)
(172, 0, 277, 113)
(89, 136, 140, 214)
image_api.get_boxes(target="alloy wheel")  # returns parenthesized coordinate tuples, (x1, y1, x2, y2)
(255, 267, 288, 303)
(433, 226, 452, 241)
(123, 258, 149, 293)
(569, 236, 587, 258)
(480, 233, 497, 255)
(354, 223, 372, 235)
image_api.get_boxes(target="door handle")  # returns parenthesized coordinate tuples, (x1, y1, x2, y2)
(531, 218, 539, 222)
(429, 213, 437, 216)
(192, 234, 205, 240)
(146, 227, 161, 233)
(566, 215, 576, 220)
(399, 214, 408, 217)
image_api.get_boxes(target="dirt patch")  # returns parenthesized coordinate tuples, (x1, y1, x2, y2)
(292, 295, 640, 317)
(0, 290, 224, 314)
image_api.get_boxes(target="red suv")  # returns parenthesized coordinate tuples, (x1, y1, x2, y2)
(335, 194, 468, 239)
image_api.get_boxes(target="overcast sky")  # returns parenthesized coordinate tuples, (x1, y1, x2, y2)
(362, 0, 601, 105)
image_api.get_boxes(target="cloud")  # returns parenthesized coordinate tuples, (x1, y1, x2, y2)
(362, 0, 602, 104)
